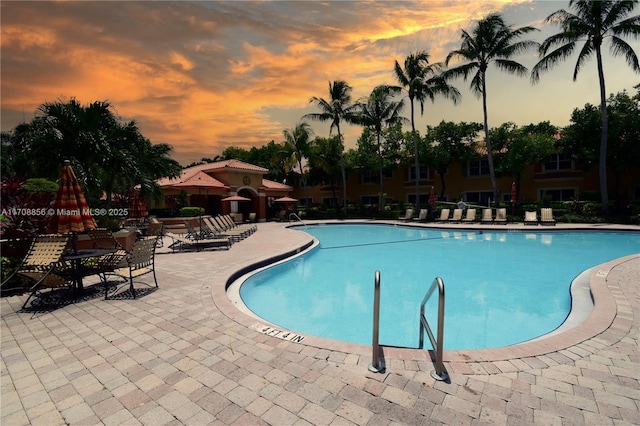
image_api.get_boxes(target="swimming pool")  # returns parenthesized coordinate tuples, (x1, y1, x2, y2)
(238, 224, 639, 350)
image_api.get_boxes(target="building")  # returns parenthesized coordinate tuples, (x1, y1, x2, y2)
(291, 153, 640, 208)
(155, 160, 293, 222)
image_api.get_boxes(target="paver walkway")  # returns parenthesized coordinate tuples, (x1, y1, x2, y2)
(1, 221, 638, 425)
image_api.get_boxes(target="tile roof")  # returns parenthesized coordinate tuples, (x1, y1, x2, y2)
(261, 179, 292, 190)
(157, 170, 228, 188)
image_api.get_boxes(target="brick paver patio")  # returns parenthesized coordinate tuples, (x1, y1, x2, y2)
(1, 221, 638, 425)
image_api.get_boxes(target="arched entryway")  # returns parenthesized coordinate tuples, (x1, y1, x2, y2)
(237, 188, 256, 221)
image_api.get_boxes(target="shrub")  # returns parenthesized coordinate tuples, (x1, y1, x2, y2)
(582, 202, 602, 217)
(179, 207, 204, 217)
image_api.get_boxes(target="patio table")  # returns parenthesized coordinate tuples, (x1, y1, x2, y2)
(62, 248, 116, 292)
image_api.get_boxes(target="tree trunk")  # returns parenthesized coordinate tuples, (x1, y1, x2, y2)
(411, 98, 420, 211)
(377, 132, 384, 212)
(595, 46, 609, 215)
(438, 169, 446, 199)
(337, 126, 347, 216)
(482, 73, 499, 208)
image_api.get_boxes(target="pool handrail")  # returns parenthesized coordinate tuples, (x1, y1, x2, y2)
(288, 212, 305, 226)
(420, 276, 448, 381)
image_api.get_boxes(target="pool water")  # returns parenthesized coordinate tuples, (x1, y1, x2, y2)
(239, 224, 639, 350)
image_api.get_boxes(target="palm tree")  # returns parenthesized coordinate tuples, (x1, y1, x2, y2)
(305, 81, 360, 214)
(393, 51, 460, 211)
(445, 13, 538, 207)
(356, 85, 408, 211)
(272, 122, 315, 205)
(531, 0, 640, 214)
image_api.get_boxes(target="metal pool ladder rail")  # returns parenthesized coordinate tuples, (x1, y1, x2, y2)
(288, 212, 305, 226)
(420, 277, 448, 381)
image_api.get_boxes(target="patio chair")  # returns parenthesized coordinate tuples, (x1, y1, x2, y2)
(480, 208, 493, 224)
(146, 221, 164, 247)
(107, 236, 159, 299)
(494, 208, 508, 225)
(1, 234, 73, 309)
(435, 209, 450, 222)
(412, 209, 428, 222)
(524, 210, 538, 225)
(398, 208, 414, 221)
(540, 208, 556, 226)
(88, 228, 126, 251)
(449, 209, 463, 223)
(462, 208, 477, 223)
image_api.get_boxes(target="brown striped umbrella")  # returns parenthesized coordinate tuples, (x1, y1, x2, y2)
(47, 160, 97, 234)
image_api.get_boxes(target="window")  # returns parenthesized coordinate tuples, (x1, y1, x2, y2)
(362, 171, 378, 183)
(362, 170, 391, 183)
(540, 189, 576, 202)
(322, 197, 339, 207)
(465, 191, 493, 205)
(299, 197, 312, 207)
(544, 153, 572, 171)
(410, 165, 429, 180)
(361, 195, 380, 204)
(468, 159, 490, 176)
(407, 194, 431, 205)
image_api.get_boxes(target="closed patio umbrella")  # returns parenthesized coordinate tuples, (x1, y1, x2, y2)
(47, 160, 97, 252)
(129, 192, 148, 219)
(428, 186, 436, 211)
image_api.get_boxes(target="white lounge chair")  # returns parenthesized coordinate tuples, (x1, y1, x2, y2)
(494, 208, 507, 224)
(435, 209, 450, 222)
(412, 209, 428, 222)
(449, 209, 463, 223)
(462, 208, 477, 223)
(480, 208, 493, 224)
(540, 208, 556, 225)
(524, 211, 538, 225)
(398, 208, 414, 221)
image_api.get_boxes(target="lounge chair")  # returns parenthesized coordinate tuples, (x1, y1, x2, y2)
(435, 209, 451, 222)
(0, 234, 73, 309)
(449, 209, 463, 223)
(398, 208, 414, 221)
(540, 208, 556, 226)
(494, 208, 507, 224)
(215, 215, 255, 237)
(205, 217, 247, 242)
(165, 230, 231, 252)
(462, 208, 477, 223)
(480, 208, 493, 224)
(107, 236, 159, 299)
(219, 215, 257, 234)
(524, 210, 538, 225)
(412, 209, 428, 222)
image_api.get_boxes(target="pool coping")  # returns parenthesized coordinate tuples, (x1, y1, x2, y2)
(215, 220, 639, 374)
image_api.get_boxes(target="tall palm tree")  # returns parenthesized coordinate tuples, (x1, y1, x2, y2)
(272, 122, 315, 205)
(305, 81, 360, 214)
(356, 85, 408, 211)
(445, 13, 538, 207)
(393, 51, 460, 211)
(531, 0, 640, 214)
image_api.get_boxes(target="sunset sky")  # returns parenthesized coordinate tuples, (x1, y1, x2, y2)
(2, 1, 639, 166)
